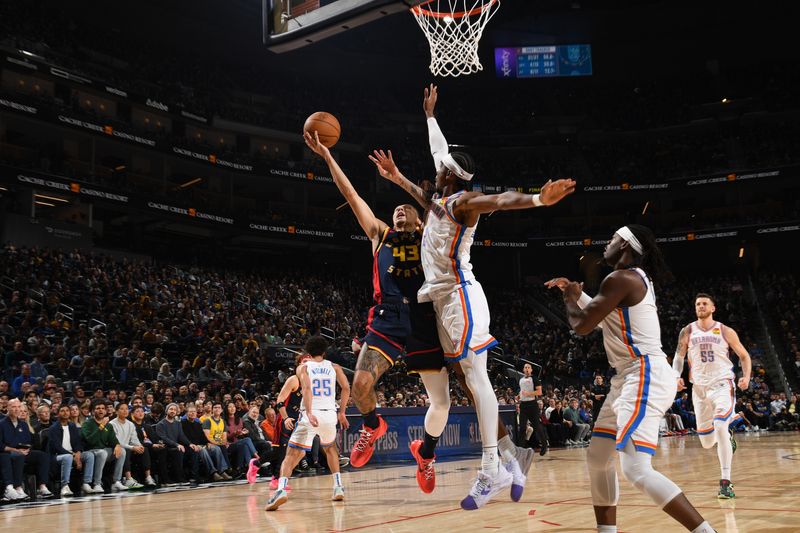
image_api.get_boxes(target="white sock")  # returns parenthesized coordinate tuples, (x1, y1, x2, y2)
(497, 435, 516, 463)
(598, 526, 617, 533)
(333, 472, 342, 487)
(692, 520, 715, 533)
(715, 422, 733, 482)
(278, 476, 289, 490)
(481, 446, 500, 475)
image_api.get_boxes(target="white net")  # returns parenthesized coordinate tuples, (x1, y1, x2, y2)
(411, 0, 500, 77)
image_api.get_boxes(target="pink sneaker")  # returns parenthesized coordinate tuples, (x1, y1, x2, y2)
(247, 458, 259, 484)
(269, 476, 278, 490)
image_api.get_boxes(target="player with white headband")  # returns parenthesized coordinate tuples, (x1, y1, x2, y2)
(370, 83, 575, 510)
(545, 225, 716, 533)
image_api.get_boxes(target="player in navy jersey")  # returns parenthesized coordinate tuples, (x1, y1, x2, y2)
(304, 131, 451, 493)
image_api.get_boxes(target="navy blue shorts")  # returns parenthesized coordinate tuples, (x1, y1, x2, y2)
(362, 302, 444, 372)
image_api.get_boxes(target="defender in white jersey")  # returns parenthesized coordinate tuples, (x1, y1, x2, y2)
(266, 336, 351, 511)
(371, 83, 575, 510)
(673, 293, 752, 499)
(547, 225, 715, 533)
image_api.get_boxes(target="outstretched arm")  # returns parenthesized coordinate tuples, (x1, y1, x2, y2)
(304, 131, 388, 242)
(423, 83, 448, 172)
(723, 326, 752, 390)
(454, 179, 576, 218)
(369, 149, 432, 210)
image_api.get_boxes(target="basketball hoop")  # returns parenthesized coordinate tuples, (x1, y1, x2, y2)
(411, 0, 500, 77)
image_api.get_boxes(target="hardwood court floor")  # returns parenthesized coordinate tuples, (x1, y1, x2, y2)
(2, 433, 798, 532)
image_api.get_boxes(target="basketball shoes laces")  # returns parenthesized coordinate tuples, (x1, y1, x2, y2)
(409, 439, 436, 493)
(460, 466, 513, 510)
(350, 416, 388, 468)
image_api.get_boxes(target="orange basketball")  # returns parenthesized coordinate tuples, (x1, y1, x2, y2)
(303, 111, 341, 148)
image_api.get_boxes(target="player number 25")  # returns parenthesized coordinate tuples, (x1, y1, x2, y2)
(312, 378, 332, 396)
(392, 245, 419, 262)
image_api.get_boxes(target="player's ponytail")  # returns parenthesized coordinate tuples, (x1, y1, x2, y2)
(627, 224, 673, 285)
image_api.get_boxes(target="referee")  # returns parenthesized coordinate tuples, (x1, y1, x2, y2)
(517, 363, 548, 456)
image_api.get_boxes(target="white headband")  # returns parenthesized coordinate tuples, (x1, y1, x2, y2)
(441, 153, 474, 181)
(616, 226, 644, 255)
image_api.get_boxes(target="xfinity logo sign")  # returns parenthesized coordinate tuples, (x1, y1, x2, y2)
(146, 98, 169, 112)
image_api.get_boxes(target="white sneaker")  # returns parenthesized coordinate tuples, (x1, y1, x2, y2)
(112, 481, 129, 492)
(91, 483, 105, 494)
(4, 485, 22, 500)
(505, 458, 526, 502)
(60, 485, 74, 497)
(15, 487, 29, 500)
(460, 466, 514, 510)
(144, 475, 157, 486)
(37, 485, 54, 498)
(332, 485, 345, 501)
(81, 483, 95, 494)
(123, 478, 144, 489)
(265, 488, 289, 511)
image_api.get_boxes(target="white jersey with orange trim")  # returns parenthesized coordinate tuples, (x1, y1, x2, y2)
(302, 359, 337, 411)
(686, 321, 733, 387)
(418, 191, 477, 303)
(598, 267, 667, 373)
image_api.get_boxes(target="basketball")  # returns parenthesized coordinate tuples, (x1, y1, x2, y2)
(304, 111, 341, 148)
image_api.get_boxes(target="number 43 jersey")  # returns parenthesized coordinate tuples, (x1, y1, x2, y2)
(303, 359, 337, 411)
(687, 321, 734, 386)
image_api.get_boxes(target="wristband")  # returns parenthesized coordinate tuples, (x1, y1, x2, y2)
(531, 194, 543, 207)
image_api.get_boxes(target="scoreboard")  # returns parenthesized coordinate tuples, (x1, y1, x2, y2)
(495, 45, 592, 79)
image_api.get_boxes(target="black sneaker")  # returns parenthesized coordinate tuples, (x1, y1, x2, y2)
(717, 479, 735, 499)
(540, 441, 549, 456)
(298, 459, 310, 471)
(729, 426, 737, 454)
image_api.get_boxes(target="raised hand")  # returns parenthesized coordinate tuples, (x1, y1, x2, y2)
(544, 277, 572, 291)
(368, 149, 400, 182)
(423, 83, 438, 118)
(540, 178, 577, 206)
(303, 131, 330, 159)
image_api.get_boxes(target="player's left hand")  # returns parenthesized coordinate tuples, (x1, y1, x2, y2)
(307, 413, 319, 427)
(737, 376, 750, 391)
(303, 131, 330, 159)
(368, 149, 400, 182)
(540, 178, 577, 206)
(337, 411, 349, 430)
(544, 277, 571, 291)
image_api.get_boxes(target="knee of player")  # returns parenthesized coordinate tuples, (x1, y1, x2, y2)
(699, 435, 716, 449)
(619, 452, 651, 484)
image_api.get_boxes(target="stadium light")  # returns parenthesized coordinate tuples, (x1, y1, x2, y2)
(739, 247, 744, 258)
(34, 194, 69, 203)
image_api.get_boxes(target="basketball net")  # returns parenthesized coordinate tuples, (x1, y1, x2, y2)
(411, 0, 500, 77)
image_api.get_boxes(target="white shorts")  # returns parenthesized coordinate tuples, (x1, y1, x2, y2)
(432, 280, 497, 362)
(287, 410, 338, 450)
(592, 355, 678, 455)
(693, 379, 736, 435)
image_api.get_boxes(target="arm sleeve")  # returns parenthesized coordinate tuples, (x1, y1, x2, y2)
(577, 292, 592, 309)
(427, 117, 449, 171)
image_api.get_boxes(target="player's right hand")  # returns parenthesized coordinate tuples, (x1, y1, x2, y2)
(423, 83, 438, 118)
(284, 418, 295, 430)
(677, 378, 686, 391)
(303, 131, 330, 159)
(337, 411, 349, 430)
(307, 413, 319, 427)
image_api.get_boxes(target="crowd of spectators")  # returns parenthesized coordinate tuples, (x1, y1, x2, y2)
(0, 234, 796, 504)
